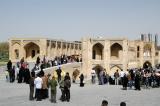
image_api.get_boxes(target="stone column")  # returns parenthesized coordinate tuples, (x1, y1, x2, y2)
(140, 42, 144, 68)
(47, 40, 52, 59)
(21, 40, 25, 60)
(55, 41, 57, 57)
(104, 40, 110, 74)
(40, 39, 47, 58)
(82, 37, 92, 79)
(151, 43, 155, 67)
(78, 44, 80, 55)
(68, 43, 70, 56)
(60, 41, 63, 56)
(122, 39, 128, 71)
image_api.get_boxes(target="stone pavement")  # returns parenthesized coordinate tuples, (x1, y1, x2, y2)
(0, 66, 160, 106)
(0, 79, 160, 106)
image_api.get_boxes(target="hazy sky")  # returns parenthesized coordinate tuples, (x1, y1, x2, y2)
(0, 0, 160, 42)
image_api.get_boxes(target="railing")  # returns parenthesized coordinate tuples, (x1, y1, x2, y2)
(35, 62, 82, 76)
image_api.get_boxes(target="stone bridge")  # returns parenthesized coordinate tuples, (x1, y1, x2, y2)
(42, 62, 82, 78)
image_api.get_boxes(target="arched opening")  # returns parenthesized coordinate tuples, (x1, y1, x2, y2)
(110, 65, 122, 75)
(143, 61, 152, 69)
(92, 65, 105, 84)
(62, 43, 67, 55)
(12, 43, 21, 60)
(31, 50, 35, 58)
(51, 42, 56, 48)
(14, 49, 19, 59)
(143, 44, 151, 57)
(24, 42, 40, 59)
(137, 46, 140, 51)
(92, 65, 104, 77)
(92, 43, 104, 60)
(110, 43, 123, 59)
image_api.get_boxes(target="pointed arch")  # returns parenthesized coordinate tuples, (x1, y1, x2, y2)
(110, 43, 123, 59)
(24, 42, 40, 59)
(92, 65, 104, 75)
(143, 61, 152, 69)
(12, 43, 21, 59)
(110, 65, 122, 75)
(92, 43, 104, 60)
(143, 44, 152, 57)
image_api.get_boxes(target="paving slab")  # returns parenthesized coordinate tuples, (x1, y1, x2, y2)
(0, 79, 160, 106)
(0, 65, 160, 106)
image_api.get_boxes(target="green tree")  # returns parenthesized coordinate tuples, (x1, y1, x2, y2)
(0, 42, 9, 62)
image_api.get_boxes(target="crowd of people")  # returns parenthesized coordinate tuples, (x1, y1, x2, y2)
(91, 67, 160, 91)
(34, 55, 82, 70)
(5, 56, 160, 105)
(6, 58, 31, 84)
(5, 56, 73, 103)
(32, 70, 71, 102)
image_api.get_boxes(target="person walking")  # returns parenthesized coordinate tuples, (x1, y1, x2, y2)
(56, 67, 62, 82)
(135, 72, 141, 90)
(122, 74, 128, 90)
(24, 64, 31, 84)
(91, 69, 96, 84)
(29, 71, 35, 100)
(120, 70, 125, 85)
(114, 70, 120, 85)
(64, 72, 71, 102)
(34, 74, 43, 101)
(48, 76, 58, 103)
(79, 73, 84, 87)
(7, 60, 12, 71)
(10, 66, 15, 83)
(99, 70, 104, 85)
(41, 75, 49, 99)
(59, 78, 65, 101)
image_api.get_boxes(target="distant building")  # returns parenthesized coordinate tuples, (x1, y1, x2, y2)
(9, 38, 81, 62)
(82, 35, 160, 77)
(9, 35, 160, 78)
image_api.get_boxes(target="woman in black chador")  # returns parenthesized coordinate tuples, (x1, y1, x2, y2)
(79, 74, 84, 87)
(18, 67, 24, 83)
(122, 74, 128, 90)
(24, 65, 31, 84)
(135, 72, 141, 90)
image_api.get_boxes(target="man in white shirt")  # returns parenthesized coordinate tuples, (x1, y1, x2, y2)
(34, 75, 43, 101)
(91, 69, 96, 84)
(119, 70, 125, 85)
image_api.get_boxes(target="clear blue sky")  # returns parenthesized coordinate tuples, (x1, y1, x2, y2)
(0, 0, 160, 42)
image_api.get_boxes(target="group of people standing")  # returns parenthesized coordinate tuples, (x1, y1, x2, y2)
(6, 58, 31, 84)
(91, 69, 109, 85)
(90, 67, 160, 91)
(34, 55, 81, 71)
(30, 69, 71, 103)
(6, 57, 72, 103)
(114, 68, 160, 90)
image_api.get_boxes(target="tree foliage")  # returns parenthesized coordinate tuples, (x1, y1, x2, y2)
(0, 42, 9, 61)
(0, 42, 9, 52)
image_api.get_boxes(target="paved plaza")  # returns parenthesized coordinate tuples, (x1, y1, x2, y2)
(0, 66, 160, 106)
